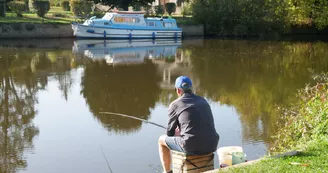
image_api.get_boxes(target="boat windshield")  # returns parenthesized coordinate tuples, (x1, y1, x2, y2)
(102, 13, 113, 20)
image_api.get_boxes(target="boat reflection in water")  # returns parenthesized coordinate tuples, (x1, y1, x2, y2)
(74, 39, 184, 134)
(72, 39, 182, 65)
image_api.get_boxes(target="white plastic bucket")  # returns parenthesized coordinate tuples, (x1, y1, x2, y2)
(217, 146, 244, 166)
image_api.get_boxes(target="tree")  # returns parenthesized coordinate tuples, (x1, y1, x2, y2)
(70, 0, 94, 19)
(176, 0, 189, 4)
(0, 0, 5, 17)
(81, 60, 161, 134)
(192, 0, 288, 36)
(34, 0, 50, 18)
(96, 0, 154, 11)
(286, 0, 328, 29)
(164, 2, 176, 15)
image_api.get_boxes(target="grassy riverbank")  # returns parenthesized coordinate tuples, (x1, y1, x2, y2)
(0, 7, 76, 24)
(0, 7, 198, 25)
(219, 74, 328, 173)
(219, 139, 328, 173)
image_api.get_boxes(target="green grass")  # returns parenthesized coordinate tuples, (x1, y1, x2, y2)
(218, 139, 328, 173)
(0, 7, 76, 24)
(1, 7, 200, 25)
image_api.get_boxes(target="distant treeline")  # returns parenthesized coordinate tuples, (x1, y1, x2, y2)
(191, 0, 328, 36)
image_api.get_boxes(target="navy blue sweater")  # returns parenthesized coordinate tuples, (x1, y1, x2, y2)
(167, 93, 220, 155)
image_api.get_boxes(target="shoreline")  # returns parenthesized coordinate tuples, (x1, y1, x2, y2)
(204, 150, 300, 173)
(0, 23, 204, 39)
(1, 22, 328, 41)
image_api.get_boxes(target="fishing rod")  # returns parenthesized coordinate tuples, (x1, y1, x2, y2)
(99, 112, 167, 129)
(100, 145, 114, 173)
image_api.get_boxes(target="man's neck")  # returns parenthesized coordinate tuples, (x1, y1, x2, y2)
(181, 92, 193, 97)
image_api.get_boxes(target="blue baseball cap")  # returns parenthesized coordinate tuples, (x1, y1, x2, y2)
(175, 76, 192, 90)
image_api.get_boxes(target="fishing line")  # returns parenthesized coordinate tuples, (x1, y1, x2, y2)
(99, 112, 167, 129)
(100, 145, 114, 173)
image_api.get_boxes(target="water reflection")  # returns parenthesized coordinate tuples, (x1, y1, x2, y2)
(78, 39, 182, 134)
(0, 39, 327, 173)
(33, 50, 76, 100)
(73, 39, 181, 65)
(188, 40, 328, 146)
(0, 46, 80, 173)
(0, 48, 40, 173)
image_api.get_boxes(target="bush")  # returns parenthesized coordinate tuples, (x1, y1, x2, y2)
(165, 2, 176, 15)
(181, 2, 192, 17)
(143, 5, 153, 16)
(70, 0, 94, 19)
(61, 0, 69, 10)
(192, 0, 287, 36)
(92, 11, 104, 18)
(0, 1, 6, 17)
(34, 0, 50, 17)
(8, 1, 26, 17)
(270, 73, 328, 153)
(52, 12, 66, 17)
(286, 1, 328, 30)
(50, 0, 59, 6)
(155, 5, 163, 16)
(132, 3, 141, 11)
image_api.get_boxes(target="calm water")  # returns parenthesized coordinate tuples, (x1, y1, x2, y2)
(0, 38, 328, 173)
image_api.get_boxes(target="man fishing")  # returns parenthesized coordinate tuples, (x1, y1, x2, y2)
(158, 76, 220, 173)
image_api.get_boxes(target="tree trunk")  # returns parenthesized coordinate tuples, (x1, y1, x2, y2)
(0, 0, 6, 17)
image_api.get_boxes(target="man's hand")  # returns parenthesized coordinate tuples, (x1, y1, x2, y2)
(174, 127, 180, 136)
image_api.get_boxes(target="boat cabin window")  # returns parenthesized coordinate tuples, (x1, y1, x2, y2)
(115, 52, 139, 58)
(147, 21, 155, 27)
(94, 21, 103, 25)
(102, 13, 113, 20)
(104, 22, 109, 25)
(113, 17, 141, 24)
(163, 22, 173, 28)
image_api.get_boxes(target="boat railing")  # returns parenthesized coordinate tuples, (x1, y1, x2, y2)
(73, 13, 93, 23)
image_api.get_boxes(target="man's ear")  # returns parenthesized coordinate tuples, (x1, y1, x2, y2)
(177, 88, 182, 95)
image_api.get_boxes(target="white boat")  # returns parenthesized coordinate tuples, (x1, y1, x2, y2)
(72, 39, 182, 65)
(71, 11, 183, 39)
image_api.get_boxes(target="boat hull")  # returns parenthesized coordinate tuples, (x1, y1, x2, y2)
(72, 23, 183, 39)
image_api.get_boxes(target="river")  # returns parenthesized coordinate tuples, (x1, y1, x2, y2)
(0, 38, 327, 173)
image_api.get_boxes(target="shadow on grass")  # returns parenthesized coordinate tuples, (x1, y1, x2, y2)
(294, 151, 316, 157)
(43, 16, 74, 23)
(0, 14, 75, 24)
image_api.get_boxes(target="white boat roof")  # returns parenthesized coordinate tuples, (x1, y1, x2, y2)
(102, 11, 145, 20)
(108, 11, 145, 16)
